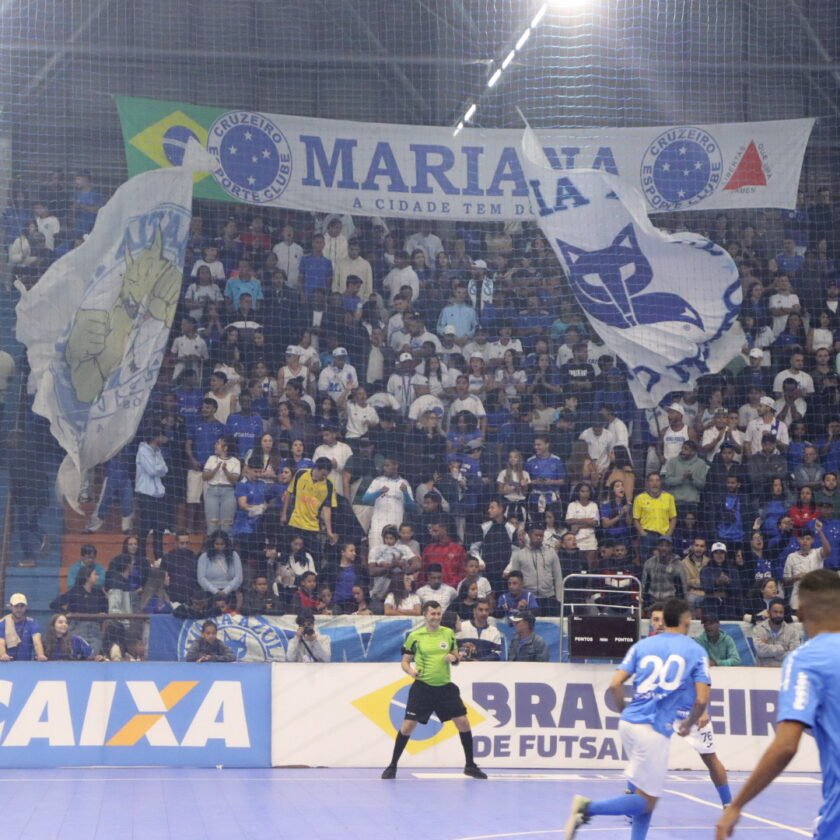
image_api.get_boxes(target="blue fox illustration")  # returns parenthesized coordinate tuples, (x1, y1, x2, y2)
(556, 223, 704, 330)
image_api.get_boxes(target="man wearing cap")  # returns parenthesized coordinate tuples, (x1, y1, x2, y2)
(507, 610, 549, 662)
(0, 594, 47, 661)
(747, 434, 789, 503)
(467, 260, 494, 316)
(736, 348, 771, 403)
(388, 352, 430, 416)
(744, 397, 789, 457)
(67, 544, 106, 590)
(317, 347, 358, 406)
(362, 458, 416, 555)
(641, 536, 687, 610)
(701, 408, 743, 463)
(696, 614, 741, 666)
(633, 473, 678, 562)
(700, 542, 739, 616)
(659, 402, 696, 467)
(438, 324, 462, 364)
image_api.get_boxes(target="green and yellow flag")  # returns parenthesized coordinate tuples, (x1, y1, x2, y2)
(116, 96, 229, 200)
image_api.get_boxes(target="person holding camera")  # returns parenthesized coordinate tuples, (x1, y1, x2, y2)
(286, 609, 331, 662)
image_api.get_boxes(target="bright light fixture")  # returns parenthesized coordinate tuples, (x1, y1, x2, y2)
(487, 68, 503, 88)
(502, 50, 516, 70)
(515, 28, 531, 50)
(453, 121, 464, 137)
(531, 4, 548, 27)
(464, 103, 477, 121)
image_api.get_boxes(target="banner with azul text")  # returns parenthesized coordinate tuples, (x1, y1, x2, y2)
(271, 663, 817, 772)
(0, 662, 270, 767)
(116, 96, 814, 220)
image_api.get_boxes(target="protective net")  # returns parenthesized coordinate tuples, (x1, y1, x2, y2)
(0, 0, 838, 660)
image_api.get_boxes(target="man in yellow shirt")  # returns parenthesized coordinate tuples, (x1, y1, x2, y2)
(632, 473, 678, 562)
(281, 457, 339, 563)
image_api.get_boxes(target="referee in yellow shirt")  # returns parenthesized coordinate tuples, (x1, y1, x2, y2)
(632, 472, 678, 562)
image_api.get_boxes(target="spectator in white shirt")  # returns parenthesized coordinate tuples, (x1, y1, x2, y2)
(578, 419, 616, 484)
(317, 347, 358, 407)
(745, 397, 790, 456)
(185, 266, 225, 321)
(272, 225, 303, 289)
(388, 353, 430, 415)
(486, 324, 523, 368)
(170, 316, 209, 382)
(767, 273, 801, 337)
(772, 351, 814, 395)
(334, 238, 373, 298)
(345, 386, 380, 441)
(191, 245, 226, 283)
(383, 251, 420, 304)
(323, 216, 349, 266)
(32, 201, 60, 250)
(313, 427, 354, 496)
(415, 564, 458, 611)
(447, 375, 487, 434)
(404, 220, 443, 266)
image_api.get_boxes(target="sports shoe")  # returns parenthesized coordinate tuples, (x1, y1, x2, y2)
(563, 795, 591, 839)
(464, 764, 487, 779)
(381, 765, 397, 779)
(84, 516, 104, 533)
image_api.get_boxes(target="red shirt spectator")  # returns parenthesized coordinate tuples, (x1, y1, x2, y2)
(421, 522, 467, 588)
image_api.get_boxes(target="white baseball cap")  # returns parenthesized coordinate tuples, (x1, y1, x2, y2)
(711, 542, 727, 553)
(760, 396, 776, 408)
(399, 352, 414, 362)
(9, 593, 27, 606)
(748, 348, 764, 359)
(667, 403, 684, 414)
(332, 347, 348, 357)
(285, 345, 301, 355)
(472, 259, 487, 269)
(442, 325, 457, 335)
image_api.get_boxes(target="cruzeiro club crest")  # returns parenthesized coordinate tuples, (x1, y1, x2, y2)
(207, 111, 293, 204)
(556, 223, 703, 332)
(641, 126, 723, 210)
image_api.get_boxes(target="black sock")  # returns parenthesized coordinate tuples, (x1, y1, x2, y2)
(459, 730, 475, 765)
(390, 732, 410, 767)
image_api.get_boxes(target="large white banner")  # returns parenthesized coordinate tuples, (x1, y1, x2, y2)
(521, 129, 744, 408)
(118, 96, 814, 220)
(271, 663, 818, 772)
(16, 148, 211, 503)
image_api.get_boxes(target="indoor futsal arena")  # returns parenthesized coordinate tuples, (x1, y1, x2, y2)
(0, 1, 837, 838)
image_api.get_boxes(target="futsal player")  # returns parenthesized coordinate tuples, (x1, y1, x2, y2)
(716, 569, 840, 839)
(645, 604, 732, 809)
(564, 598, 710, 839)
(381, 600, 487, 780)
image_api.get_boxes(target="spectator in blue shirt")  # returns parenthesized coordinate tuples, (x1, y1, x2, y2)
(496, 571, 540, 617)
(437, 283, 478, 343)
(225, 393, 264, 457)
(43, 614, 95, 661)
(66, 544, 107, 589)
(0, 593, 47, 661)
(72, 171, 102, 235)
(299, 233, 333, 296)
(224, 259, 264, 311)
(526, 435, 567, 518)
(185, 398, 225, 533)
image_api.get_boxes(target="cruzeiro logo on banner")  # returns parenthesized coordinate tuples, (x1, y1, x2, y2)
(352, 678, 485, 755)
(641, 126, 723, 210)
(179, 616, 287, 662)
(207, 111, 293, 204)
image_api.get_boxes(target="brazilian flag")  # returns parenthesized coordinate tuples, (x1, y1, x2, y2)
(116, 95, 231, 201)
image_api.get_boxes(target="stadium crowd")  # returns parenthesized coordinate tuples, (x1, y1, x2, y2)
(2, 171, 839, 661)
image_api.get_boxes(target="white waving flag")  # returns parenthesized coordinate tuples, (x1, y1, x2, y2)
(521, 126, 743, 409)
(16, 142, 215, 506)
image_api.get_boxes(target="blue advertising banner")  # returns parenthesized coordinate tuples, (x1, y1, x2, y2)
(0, 662, 270, 767)
(148, 614, 757, 664)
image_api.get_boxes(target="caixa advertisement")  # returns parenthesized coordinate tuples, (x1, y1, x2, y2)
(0, 663, 270, 767)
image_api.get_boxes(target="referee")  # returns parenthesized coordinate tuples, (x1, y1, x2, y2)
(381, 600, 487, 779)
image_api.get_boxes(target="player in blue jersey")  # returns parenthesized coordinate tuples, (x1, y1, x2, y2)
(716, 569, 840, 839)
(564, 598, 710, 839)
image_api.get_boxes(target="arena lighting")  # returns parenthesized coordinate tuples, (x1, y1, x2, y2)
(452, 3, 551, 133)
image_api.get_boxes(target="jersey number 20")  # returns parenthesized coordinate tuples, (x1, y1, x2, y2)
(636, 654, 687, 693)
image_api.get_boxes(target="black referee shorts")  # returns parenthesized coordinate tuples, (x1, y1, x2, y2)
(404, 680, 467, 725)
